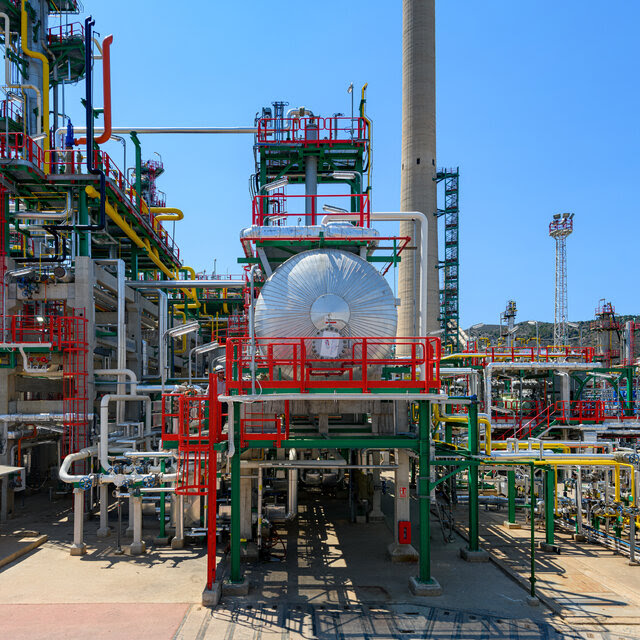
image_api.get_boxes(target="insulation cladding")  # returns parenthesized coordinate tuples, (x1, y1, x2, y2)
(254, 249, 397, 374)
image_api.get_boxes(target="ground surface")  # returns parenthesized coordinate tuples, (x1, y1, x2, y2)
(0, 480, 637, 639)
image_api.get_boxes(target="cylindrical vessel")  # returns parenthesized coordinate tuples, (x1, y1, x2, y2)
(254, 249, 397, 377)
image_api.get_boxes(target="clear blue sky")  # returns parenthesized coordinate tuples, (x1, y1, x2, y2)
(54, 1, 639, 327)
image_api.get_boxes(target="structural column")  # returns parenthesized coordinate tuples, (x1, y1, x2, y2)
(388, 448, 418, 562)
(97, 484, 111, 537)
(504, 470, 520, 529)
(130, 493, 146, 555)
(70, 488, 87, 556)
(460, 399, 488, 561)
(409, 400, 442, 595)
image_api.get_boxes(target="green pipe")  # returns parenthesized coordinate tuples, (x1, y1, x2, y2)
(468, 399, 480, 551)
(230, 403, 242, 582)
(418, 400, 432, 583)
(508, 469, 516, 524)
(78, 188, 89, 256)
(545, 468, 555, 545)
(529, 463, 537, 598)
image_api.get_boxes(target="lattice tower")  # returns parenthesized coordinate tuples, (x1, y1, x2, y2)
(549, 213, 574, 346)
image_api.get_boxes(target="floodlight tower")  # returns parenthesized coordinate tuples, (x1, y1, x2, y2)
(549, 212, 574, 346)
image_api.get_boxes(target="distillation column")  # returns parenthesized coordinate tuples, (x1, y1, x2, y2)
(398, 0, 439, 338)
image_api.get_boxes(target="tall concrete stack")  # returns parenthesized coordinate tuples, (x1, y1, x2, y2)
(398, 0, 439, 338)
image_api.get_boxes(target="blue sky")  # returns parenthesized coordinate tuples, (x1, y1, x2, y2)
(52, 1, 639, 326)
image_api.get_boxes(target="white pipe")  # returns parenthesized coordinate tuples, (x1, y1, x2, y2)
(321, 211, 428, 339)
(95, 369, 138, 394)
(62, 127, 258, 135)
(132, 288, 168, 384)
(14, 191, 72, 221)
(99, 394, 151, 472)
(59, 446, 97, 483)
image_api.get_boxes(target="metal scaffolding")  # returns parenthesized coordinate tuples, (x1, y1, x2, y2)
(549, 213, 574, 346)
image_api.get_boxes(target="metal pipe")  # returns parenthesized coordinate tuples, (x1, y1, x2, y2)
(94, 369, 138, 394)
(126, 280, 245, 289)
(59, 446, 97, 484)
(68, 127, 258, 135)
(14, 191, 72, 221)
(99, 395, 151, 472)
(221, 392, 451, 404)
(321, 211, 429, 342)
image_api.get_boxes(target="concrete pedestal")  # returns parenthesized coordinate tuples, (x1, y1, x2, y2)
(202, 582, 222, 606)
(69, 543, 87, 556)
(459, 547, 489, 563)
(153, 536, 171, 546)
(171, 537, 185, 550)
(503, 520, 520, 530)
(539, 542, 562, 554)
(409, 575, 442, 596)
(526, 595, 540, 607)
(387, 542, 419, 563)
(222, 577, 250, 597)
(127, 541, 146, 555)
(97, 485, 111, 537)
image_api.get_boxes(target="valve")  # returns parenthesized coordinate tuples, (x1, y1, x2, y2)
(143, 474, 158, 488)
(78, 476, 93, 490)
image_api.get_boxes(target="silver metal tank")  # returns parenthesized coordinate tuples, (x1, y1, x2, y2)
(254, 249, 397, 372)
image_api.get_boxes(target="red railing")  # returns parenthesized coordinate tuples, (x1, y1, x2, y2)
(463, 343, 595, 365)
(257, 116, 369, 146)
(43, 148, 180, 262)
(0, 100, 23, 122)
(47, 22, 84, 44)
(240, 403, 289, 448)
(252, 192, 370, 227)
(2, 314, 87, 349)
(0, 133, 45, 171)
(226, 336, 440, 394)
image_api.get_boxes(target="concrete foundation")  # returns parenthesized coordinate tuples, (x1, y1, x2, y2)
(503, 521, 521, 530)
(127, 541, 146, 556)
(459, 547, 489, 563)
(69, 543, 87, 557)
(387, 542, 419, 563)
(539, 542, 562, 554)
(202, 582, 222, 607)
(408, 575, 442, 596)
(222, 577, 250, 597)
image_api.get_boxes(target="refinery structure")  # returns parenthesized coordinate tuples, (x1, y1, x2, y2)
(0, 1, 638, 637)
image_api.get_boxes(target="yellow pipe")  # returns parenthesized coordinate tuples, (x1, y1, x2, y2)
(433, 404, 492, 455)
(492, 458, 636, 507)
(360, 83, 372, 190)
(223, 288, 229, 314)
(441, 353, 490, 360)
(172, 309, 188, 355)
(491, 441, 571, 454)
(151, 207, 184, 225)
(85, 186, 199, 309)
(21, 0, 50, 158)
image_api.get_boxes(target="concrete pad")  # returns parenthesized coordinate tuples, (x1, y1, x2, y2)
(202, 582, 222, 607)
(171, 537, 185, 550)
(222, 577, 249, 597)
(503, 520, 521, 529)
(459, 547, 489, 563)
(527, 596, 541, 606)
(368, 512, 385, 523)
(0, 533, 48, 569)
(408, 575, 442, 596)
(96, 527, 111, 538)
(126, 541, 146, 556)
(573, 533, 587, 542)
(152, 536, 171, 546)
(538, 542, 562, 554)
(69, 543, 86, 557)
(387, 542, 418, 563)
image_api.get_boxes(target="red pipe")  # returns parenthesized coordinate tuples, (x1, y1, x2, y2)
(75, 35, 114, 146)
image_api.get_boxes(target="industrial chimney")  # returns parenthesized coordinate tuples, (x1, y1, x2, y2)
(398, 0, 439, 339)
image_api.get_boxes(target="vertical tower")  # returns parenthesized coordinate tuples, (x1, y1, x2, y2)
(398, 0, 438, 338)
(549, 212, 574, 346)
